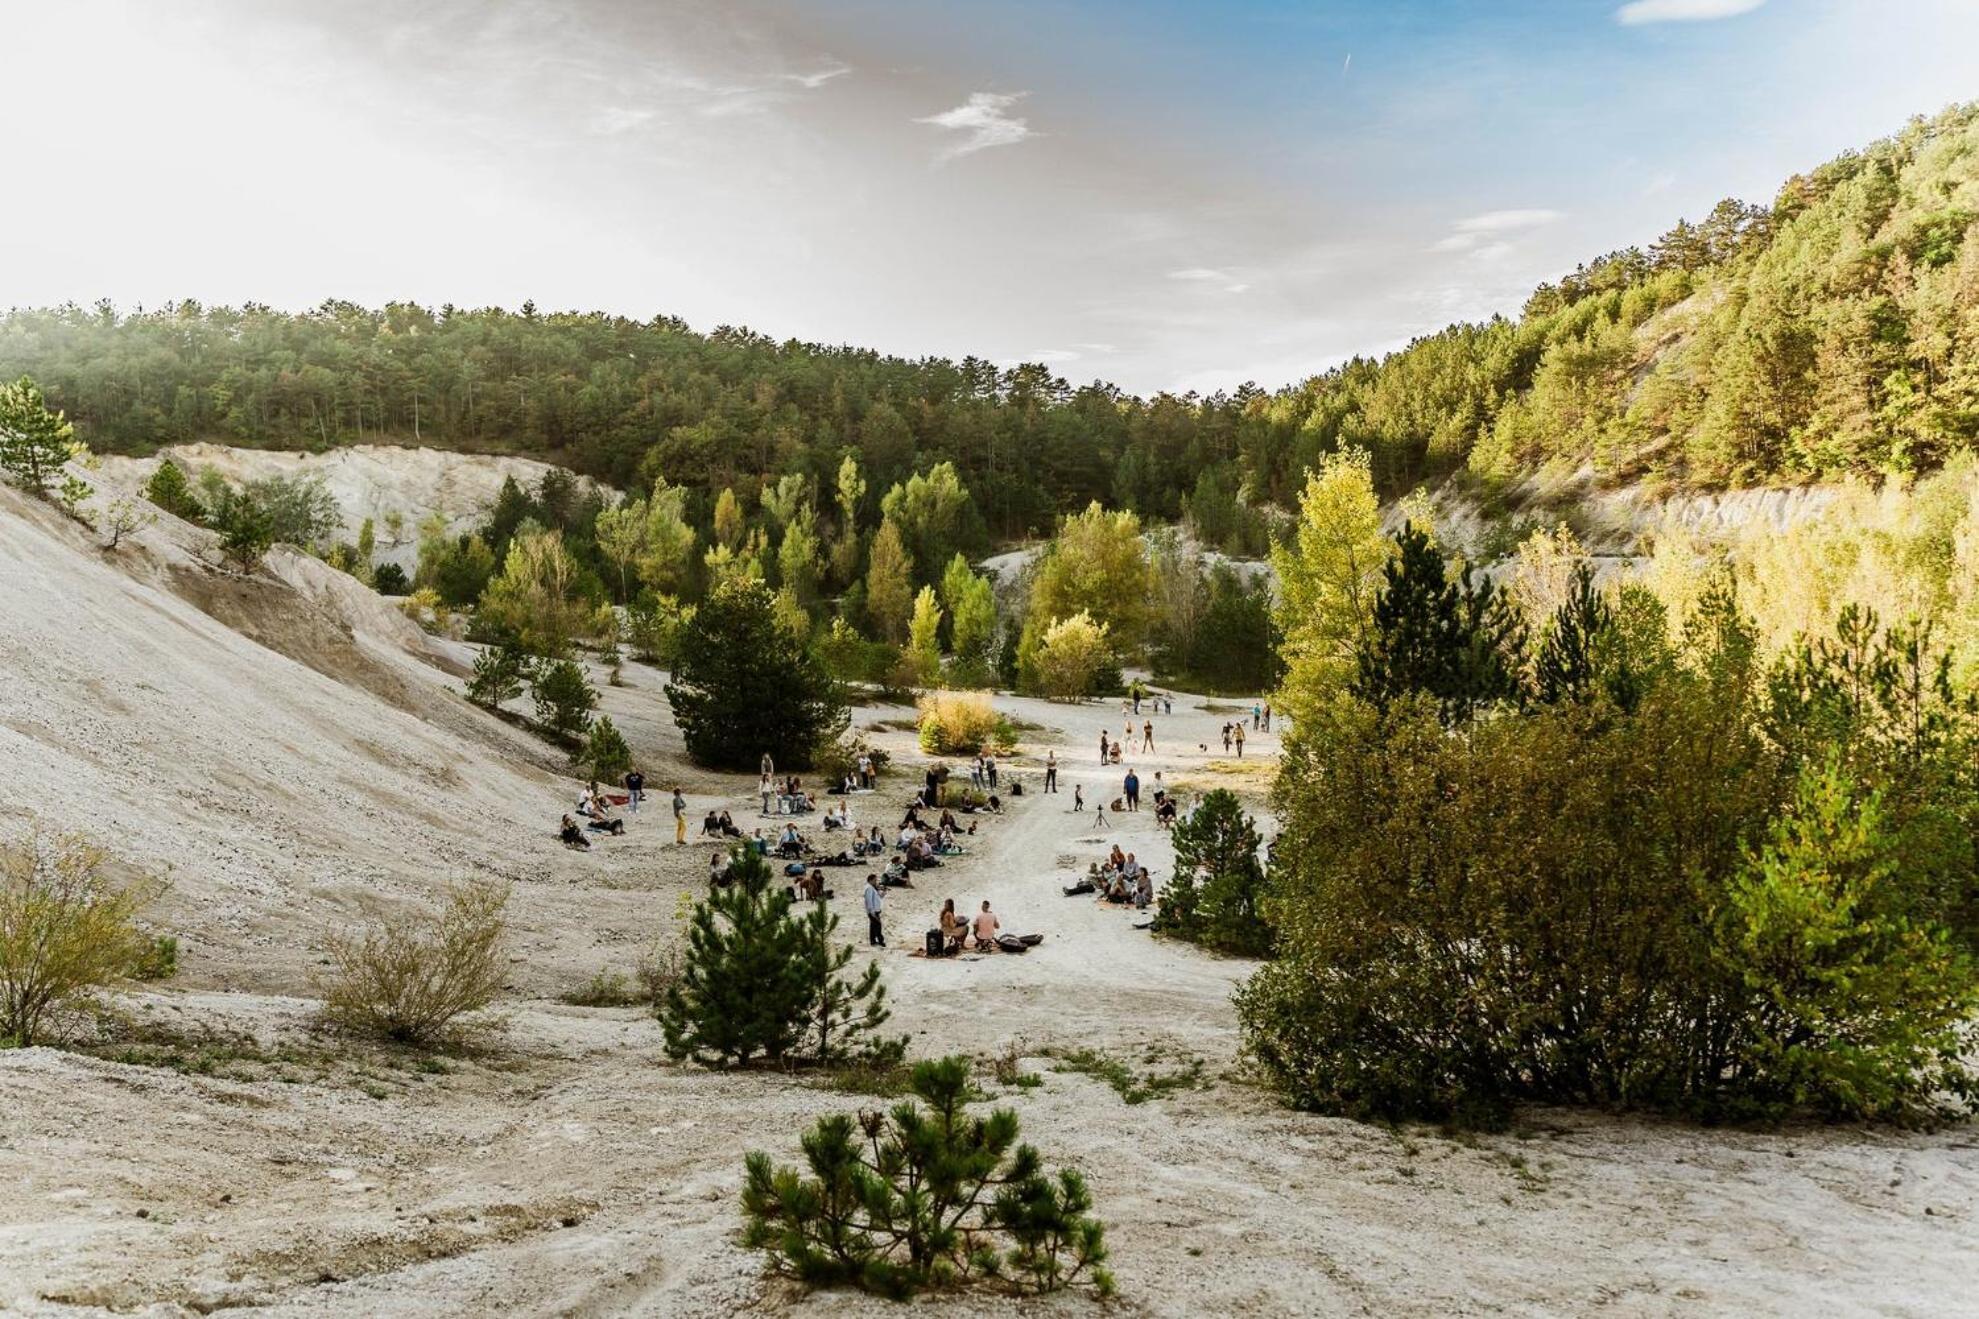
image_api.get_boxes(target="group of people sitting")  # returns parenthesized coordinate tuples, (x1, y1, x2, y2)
(761, 772, 815, 816)
(894, 803, 973, 870)
(1064, 844, 1154, 908)
(559, 781, 628, 848)
(932, 898, 1003, 954)
(699, 809, 744, 839)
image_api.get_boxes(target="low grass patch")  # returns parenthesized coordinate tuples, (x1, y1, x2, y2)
(1043, 1045, 1205, 1104)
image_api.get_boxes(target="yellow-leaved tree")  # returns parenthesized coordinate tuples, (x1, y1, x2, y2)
(1269, 448, 1389, 725)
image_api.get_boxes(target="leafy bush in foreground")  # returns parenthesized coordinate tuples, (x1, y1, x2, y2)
(321, 881, 510, 1046)
(742, 1056, 1113, 1299)
(1, 832, 165, 1047)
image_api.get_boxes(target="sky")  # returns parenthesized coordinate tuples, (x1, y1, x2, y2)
(3, 0, 1976, 395)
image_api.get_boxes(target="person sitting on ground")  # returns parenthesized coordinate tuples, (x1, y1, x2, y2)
(709, 848, 733, 887)
(750, 827, 769, 855)
(1135, 869, 1154, 910)
(799, 868, 826, 901)
(1108, 843, 1127, 871)
(940, 808, 961, 831)
(986, 794, 1001, 813)
(718, 809, 742, 837)
(822, 803, 847, 830)
(1104, 870, 1131, 903)
(701, 810, 724, 838)
(778, 822, 806, 858)
(1155, 796, 1178, 827)
(938, 898, 966, 954)
(559, 814, 591, 850)
(900, 804, 924, 830)
(972, 900, 1001, 950)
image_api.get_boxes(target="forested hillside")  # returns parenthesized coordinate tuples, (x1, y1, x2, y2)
(4, 104, 1975, 532)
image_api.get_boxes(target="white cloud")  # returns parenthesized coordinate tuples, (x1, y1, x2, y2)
(590, 105, 657, 135)
(1168, 266, 1249, 293)
(917, 91, 1033, 160)
(1615, 0, 1764, 25)
(1431, 208, 1563, 252)
(784, 62, 849, 90)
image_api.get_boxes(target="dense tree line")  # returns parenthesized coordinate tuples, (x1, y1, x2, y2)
(4, 104, 1975, 530)
(1238, 459, 1979, 1125)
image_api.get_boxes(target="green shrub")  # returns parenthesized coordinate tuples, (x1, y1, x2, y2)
(741, 1056, 1113, 1299)
(131, 935, 179, 982)
(144, 457, 205, 523)
(465, 643, 528, 709)
(915, 691, 1011, 755)
(530, 657, 597, 742)
(665, 579, 848, 772)
(1, 832, 166, 1047)
(371, 562, 409, 595)
(580, 714, 633, 784)
(320, 881, 510, 1047)
(1244, 584, 1979, 1125)
(659, 847, 900, 1067)
(1156, 789, 1272, 956)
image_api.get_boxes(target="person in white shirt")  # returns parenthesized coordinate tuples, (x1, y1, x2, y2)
(863, 873, 886, 946)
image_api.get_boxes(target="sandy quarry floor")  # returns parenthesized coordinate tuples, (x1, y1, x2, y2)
(2, 477, 1977, 1318)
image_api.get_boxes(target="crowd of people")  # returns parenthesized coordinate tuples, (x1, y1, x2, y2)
(548, 685, 1281, 973)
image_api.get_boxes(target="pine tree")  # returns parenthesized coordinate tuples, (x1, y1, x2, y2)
(530, 657, 597, 741)
(466, 643, 528, 708)
(144, 457, 204, 523)
(659, 846, 895, 1067)
(582, 714, 632, 784)
(1354, 523, 1524, 725)
(0, 376, 78, 495)
(214, 492, 274, 571)
(741, 1056, 1113, 1298)
(666, 578, 848, 771)
(1157, 789, 1272, 956)
(793, 897, 898, 1065)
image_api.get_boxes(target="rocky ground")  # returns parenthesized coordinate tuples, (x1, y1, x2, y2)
(2, 475, 1974, 1317)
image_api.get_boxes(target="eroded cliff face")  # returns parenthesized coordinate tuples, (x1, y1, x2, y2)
(94, 443, 612, 572)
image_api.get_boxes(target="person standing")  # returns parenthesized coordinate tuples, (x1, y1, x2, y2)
(857, 752, 873, 789)
(985, 756, 998, 790)
(863, 873, 886, 947)
(1073, 783, 1084, 812)
(624, 767, 644, 813)
(759, 772, 774, 816)
(1099, 730, 1110, 765)
(672, 786, 687, 844)
(1221, 723, 1233, 754)
(1124, 768, 1140, 812)
(1251, 702, 1262, 730)
(1234, 724, 1246, 758)
(1141, 720, 1154, 753)
(1044, 750, 1058, 793)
